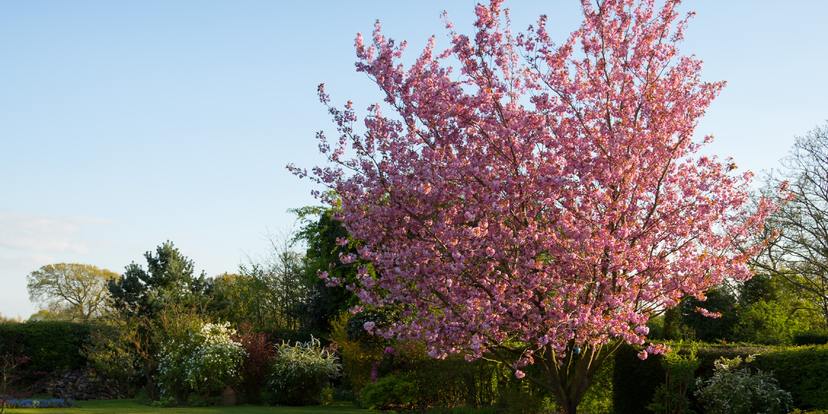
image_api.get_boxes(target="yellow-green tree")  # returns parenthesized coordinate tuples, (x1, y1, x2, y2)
(27, 263, 117, 321)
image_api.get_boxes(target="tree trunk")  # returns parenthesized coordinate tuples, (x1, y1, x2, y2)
(533, 342, 619, 414)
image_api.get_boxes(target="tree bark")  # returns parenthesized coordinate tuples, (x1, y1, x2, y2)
(531, 342, 620, 414)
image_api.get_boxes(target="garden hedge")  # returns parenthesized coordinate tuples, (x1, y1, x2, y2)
(612, 343, 828, 413)
(0, 321, 92, 376)
(793, 332, 828, 346)
(754, 345, 828, 409)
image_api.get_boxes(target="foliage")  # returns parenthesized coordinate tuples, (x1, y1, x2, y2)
(83, 320, 141, 395)
(292, 207, 360, 334)
(753, 345, 828, 409)
(662, 277, 823, 345)
(734, 274, 824, 345)
(613, 344, 667, 414)
(0, 321, 91, 377)
(694, 355, 792, 414)
(329, 313, 378, 394)
(665, 288, 739, 342)
(793, 332, 828, 346)
(237, 327, 274, 403)
(753, 123, 828, 327)
(267, 337, 341, 406)
(27, 263, 117, 322)
(612, 343, 772, 414)
(734, 300, 819, 345)
(183, 323, 246, 397)
(333, 313, 599, 413)
(157, 321, 246, 402)
(108, 241, 208, 320)
(208, 239, 307, 332)
(647, 345, 700, 414)
(107, 242, 210, 399)
(294, 0, 775, 412)
(357, 373, 417, 411)
(155, 312, 205, 401)
(0, 353, 29, 397)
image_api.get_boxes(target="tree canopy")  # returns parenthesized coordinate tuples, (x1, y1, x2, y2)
(27, 263, 117, 321)
(294, 0, 776, 412)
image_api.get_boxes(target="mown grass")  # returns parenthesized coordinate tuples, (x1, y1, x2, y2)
(4, 399, 367, 414)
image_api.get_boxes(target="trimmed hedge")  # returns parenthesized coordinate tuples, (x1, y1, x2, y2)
(754, 345, 828, 409)
(613, 343, 828, 413)
(612, 344, 664, 414)
(0, 321, 92, 376)
(793, 332, 828, 346)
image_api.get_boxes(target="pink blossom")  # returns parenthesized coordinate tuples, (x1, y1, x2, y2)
(363, 321, 376, 333)
(695, 307, 723, 319)
(295, 0, 777, 393)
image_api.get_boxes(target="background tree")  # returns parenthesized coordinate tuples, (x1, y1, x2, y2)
(108, 241, 207, 319)
(26, 263, 117, 321)
(732, 274, 823, 344)
(753, 123, 828, 327)
(292, 206, 360, 334)
(207, 237, 307, 331)
(294, 1, 775, 412)
(664, 287, 738, 342)
(106, 241, 208, 398)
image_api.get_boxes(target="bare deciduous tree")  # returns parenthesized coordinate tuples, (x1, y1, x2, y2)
(753, 123, 828, 326)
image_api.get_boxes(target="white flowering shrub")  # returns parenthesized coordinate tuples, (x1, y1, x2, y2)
(158, 322, 247, 401)
(694, 355, 792, 414)
(267, 336, 341, 405)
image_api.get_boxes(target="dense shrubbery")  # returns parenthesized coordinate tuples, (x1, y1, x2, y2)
(157, 322, 245, 403)
(0, 321, 91, 376)
(647, 345, 699, 414)
(695, 355, 792, 414)
(236, 328, 273, 403)
(614, 343, 828, 413)
(358, 373, 418, 410)
(266, 337, 340, 406)
(332, 311, 612, 413)
(793, 332, 828, 346)
(754, 345, 828, 409)
(8, 227, 828, 413)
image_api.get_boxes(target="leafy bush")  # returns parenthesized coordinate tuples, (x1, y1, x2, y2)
(358, 373, 418, 410)
(334, 308, 604, 412)
(83, 320, 141, 396)
(156, 315, 204, 401)
(157, 322, 245, 402)
(648, 345, 700, 414)
(183, 323, 246, 395)
(237, 328, 274, 403)
(694, 355, 792, 414)
(267, 336, 341, 405)
(613, 343, 773, 414)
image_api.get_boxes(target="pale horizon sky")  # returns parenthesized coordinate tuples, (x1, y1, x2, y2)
(2, 1, 827, 318)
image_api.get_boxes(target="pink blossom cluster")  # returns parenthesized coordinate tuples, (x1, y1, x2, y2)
(291, 0, 775, 365)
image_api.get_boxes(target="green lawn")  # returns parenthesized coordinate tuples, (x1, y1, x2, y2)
(4, 400, 367, 414)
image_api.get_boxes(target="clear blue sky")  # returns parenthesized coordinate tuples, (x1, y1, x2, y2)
(1, 1, 827, 318)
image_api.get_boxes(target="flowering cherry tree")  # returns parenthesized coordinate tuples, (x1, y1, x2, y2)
(291, 0, 774, 412)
